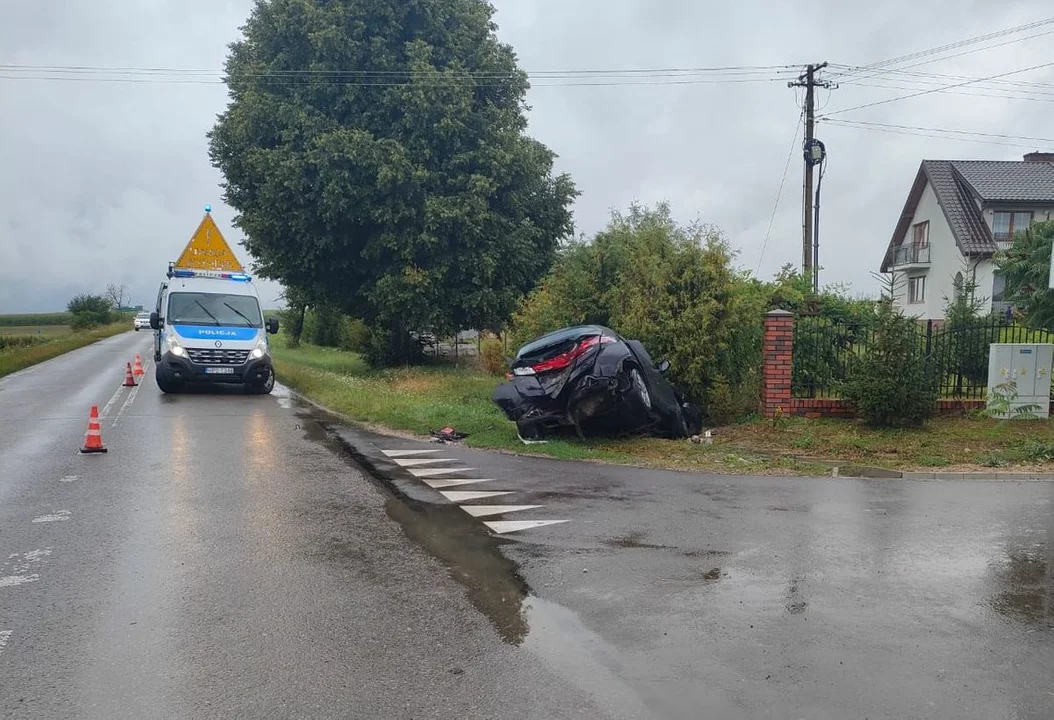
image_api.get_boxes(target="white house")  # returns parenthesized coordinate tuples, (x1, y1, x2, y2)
(881, 152, 1054, 319)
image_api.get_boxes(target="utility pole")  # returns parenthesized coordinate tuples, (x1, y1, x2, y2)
(788, 63, 835, 287)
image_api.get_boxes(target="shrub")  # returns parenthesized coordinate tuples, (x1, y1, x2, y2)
(340, 318, 370, 353)
(479, 337, 507, 376)
(509, 203, 768, 422)
(279, 305, 306, 348)
(66, 293, 113, 329)
(841, 301, 936, 427)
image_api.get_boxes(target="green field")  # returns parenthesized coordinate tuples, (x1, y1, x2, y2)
(0, 325, 73, 338)
(0, 312, 73, 327)
(0, 315, 131, 379)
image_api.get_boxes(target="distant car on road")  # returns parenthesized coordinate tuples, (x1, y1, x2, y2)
(492, 325, 703, 441)
(133, 312, 152, 331)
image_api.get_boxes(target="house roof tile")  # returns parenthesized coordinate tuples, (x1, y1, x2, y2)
(952, 160, 1054, 203)
(881, 158, 1054, 272)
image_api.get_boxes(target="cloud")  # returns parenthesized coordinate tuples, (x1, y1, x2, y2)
(2, 0, 1052, 311)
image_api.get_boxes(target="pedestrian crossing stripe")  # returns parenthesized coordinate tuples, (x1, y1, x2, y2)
(421, 477, 496, 489)
(391, 457, 458, 467)
(381, 449, 442, 458)
(439, 491, 514, 502)
(460, 505, 542, 518)
(407, 467, 475, 478)
(483, 520, 571, 534)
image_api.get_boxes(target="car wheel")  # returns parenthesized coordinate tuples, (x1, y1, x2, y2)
(155, 369, 182, 394)
(628, 366, 652, 411)
(250, 369, 275, 395)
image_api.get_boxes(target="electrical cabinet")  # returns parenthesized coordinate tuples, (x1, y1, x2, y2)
(986, 343, 1053, 419)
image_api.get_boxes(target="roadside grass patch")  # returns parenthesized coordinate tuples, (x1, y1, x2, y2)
(0, 323, 130, 379)
(272, 338, 827, 476)
(719, 416, 1054, 471)
(274, 337, 1054, 474)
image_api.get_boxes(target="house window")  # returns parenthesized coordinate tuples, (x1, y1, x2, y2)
(908, 276, 926, 304)
(992, 272, 1007, 302)
(912, 221, 929, 248)
(992, 211, 1033, 241)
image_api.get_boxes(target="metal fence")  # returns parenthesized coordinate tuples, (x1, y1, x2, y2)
(792, 315, 1054, 400)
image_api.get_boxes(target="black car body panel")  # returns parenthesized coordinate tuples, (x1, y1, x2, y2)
(492, 326, 702, 440)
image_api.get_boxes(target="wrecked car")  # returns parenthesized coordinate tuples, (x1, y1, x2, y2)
(492, 325, 703, 441)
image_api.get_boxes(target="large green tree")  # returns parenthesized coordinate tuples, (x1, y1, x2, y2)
(209, 0, 577, 361)
(997, 220, 1054, 329)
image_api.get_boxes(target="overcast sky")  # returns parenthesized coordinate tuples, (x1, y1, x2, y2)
(2, 1, 1052, 312)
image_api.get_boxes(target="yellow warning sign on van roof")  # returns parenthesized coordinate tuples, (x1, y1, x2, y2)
(173, 210, 244, 272)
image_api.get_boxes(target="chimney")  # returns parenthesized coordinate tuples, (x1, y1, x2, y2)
(1023, 152, 1054, 162)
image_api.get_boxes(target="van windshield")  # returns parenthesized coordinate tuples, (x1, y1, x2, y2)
(167, 292, 263, 328)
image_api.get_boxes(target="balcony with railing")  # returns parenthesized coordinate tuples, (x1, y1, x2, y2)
(890, 244, 931, 268)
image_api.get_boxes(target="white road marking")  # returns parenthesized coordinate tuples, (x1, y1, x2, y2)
(113, 359, 149, 427)
(98, 383, 126, 419)
(0, 631, 10, 656)
(421, 477, 496, 489)
(59, 475, 78, 483)
(391, 457, 459, 467)
(32, 511, 70, 523)
(460, 505, 543, 518)
(381, 449, 442, 458)
(439, 490, 514, 502)
(407, 467, 476, 478)
(0, 549, 51, 588)
(483, 520, 571, 534)
(0, 574, 39, 587)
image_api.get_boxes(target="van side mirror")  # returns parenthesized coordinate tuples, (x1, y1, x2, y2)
(657, 360, 671, 374)
(266, 317, 280, 334)
(149, 312, 161, 330)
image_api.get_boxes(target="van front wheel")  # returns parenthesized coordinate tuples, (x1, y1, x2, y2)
(155, 369, 183, 394)
(249, 369, 275, 395)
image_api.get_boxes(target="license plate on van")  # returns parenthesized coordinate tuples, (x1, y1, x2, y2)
(205, 367, 236, 375)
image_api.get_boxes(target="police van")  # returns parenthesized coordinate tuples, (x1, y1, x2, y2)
(149, 208, 279, 394)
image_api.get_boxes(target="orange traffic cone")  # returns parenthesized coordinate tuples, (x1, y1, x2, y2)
(80, 405, 108, 454)
(123, 362, 137, 387)
(133, 354, 145, 377)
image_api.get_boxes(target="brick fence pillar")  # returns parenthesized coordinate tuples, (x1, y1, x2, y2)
(762, 309, 794, 418)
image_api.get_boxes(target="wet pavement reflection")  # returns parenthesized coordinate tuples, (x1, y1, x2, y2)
(295, 392, 1054, 718)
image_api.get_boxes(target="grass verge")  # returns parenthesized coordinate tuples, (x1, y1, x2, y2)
(719, 416, 1054, 472)
(0, 323, 130, 379)
(272, 338, 829, 476)
(273, 338, 1054, 475)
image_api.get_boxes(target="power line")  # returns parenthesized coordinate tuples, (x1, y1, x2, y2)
(756, 108, 804, 275)
(822, 118, 1047, 149)
(0, 63, 804, 88)
(839, 80, 1054, 104)
(831, 17, 1054, 81)
(842, 66, 1054, 91)
(0, 62, 799, 78)
(0, 73, 795, 88)
(819, 118, 1054, 144)
(829, 28, 1054, 83)
(819, 60, 1054, 117)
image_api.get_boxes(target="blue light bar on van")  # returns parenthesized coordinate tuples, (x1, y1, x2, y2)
(171, 269, 252, 282)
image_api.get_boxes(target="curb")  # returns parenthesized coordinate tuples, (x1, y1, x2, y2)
(900, 471, 1054, 481)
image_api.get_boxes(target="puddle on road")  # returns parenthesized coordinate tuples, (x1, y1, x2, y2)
(520, 595, 652, 717)
(988, 547, 1054, 627)
(297, 405, 535, 644)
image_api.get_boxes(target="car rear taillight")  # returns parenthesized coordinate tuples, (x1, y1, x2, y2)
(525, 334, 614, 375)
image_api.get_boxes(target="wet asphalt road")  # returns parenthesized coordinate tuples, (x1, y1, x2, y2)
(0, 333, 608, 719)
(340, 429, 1054, 720)
(2, 333, 1054, 719)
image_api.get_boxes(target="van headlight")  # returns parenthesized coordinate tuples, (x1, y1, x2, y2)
(166, 333, 186, 357)
(250, 337, 268, 360)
